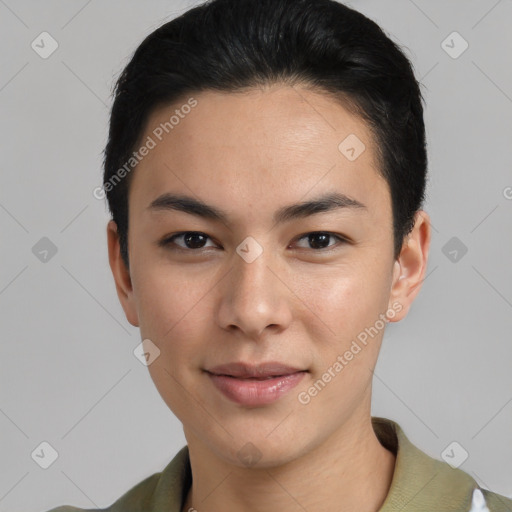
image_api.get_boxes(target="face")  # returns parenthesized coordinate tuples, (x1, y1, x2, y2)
(108, 84, 430, 468)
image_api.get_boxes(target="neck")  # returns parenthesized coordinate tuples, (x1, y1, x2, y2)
(181, 413, 396, 512)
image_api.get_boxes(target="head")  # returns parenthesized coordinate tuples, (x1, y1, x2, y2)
(105, 0, 431, 467)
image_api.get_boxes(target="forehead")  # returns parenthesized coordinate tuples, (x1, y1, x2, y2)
(129, 85, 390, 223)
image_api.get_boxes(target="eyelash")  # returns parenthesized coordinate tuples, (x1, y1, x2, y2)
(158, 231, 349, 253)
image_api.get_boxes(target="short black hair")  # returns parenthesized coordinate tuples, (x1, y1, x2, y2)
(103, 0, 428, 269)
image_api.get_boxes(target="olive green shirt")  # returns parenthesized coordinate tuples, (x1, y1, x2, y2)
(46, 417, 512, 511)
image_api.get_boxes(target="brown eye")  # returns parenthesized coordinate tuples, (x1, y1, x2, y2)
(293, 232, 347, 250)
(160, 232, 217, 250)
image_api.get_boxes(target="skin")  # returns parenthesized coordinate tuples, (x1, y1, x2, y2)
(107, 84, 431, 512)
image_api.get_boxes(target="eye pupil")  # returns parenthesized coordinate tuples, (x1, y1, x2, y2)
(309, 233, 330, 249)
(185, 232, 207, 249)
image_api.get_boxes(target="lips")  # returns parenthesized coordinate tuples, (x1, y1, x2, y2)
(205, 362, 307, 406)
(205, 361, 306, 379)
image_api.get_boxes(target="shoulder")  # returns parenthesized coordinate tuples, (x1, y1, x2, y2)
(372, 417, 512, 511)
(42, 471, 162, 512)
(42, 446, 190, 512)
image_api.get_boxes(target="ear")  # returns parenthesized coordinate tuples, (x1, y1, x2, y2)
(387, 210, 431, 322)
(106, 220, 139, 327)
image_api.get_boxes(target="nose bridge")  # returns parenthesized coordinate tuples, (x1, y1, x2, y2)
(234, 248, 273, 303)
(216, 240, 292, 337)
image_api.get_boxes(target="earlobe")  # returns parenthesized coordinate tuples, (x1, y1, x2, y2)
(106, 220, 140, 327)
(387, 210, 431, 323)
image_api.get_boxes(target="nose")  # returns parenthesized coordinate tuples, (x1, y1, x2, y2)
(216, 244, 293, 340)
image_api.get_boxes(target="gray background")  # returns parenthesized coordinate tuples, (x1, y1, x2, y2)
(1, 0, 511, 510)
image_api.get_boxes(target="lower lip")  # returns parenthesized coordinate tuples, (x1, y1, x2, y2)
(207, 371, 306, 406)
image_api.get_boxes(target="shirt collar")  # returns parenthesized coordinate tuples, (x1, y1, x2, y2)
(374, 416, 478, 511)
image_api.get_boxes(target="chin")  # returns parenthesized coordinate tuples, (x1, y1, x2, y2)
(205, 429, 309, 470)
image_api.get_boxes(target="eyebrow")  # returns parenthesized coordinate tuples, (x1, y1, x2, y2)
(147, 192, 367, 225)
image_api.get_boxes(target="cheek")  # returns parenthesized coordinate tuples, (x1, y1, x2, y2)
(298, 271, 386, 407)
(296, 261, 388, 333)
(135, 268, 210, 419)
(131, 264, 209, 348)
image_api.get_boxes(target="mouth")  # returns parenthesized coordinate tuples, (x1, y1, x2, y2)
(205, 361, 307, 379)
(204, 361, 308, 406)
(212, 374, 296, 380)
